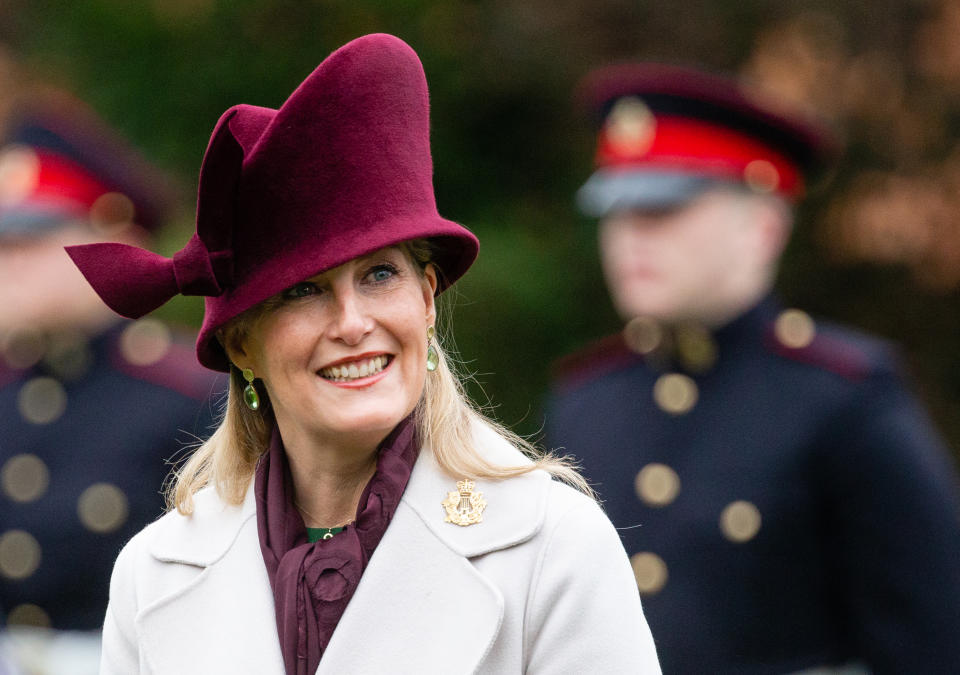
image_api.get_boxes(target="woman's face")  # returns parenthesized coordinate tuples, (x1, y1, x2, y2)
(231, 246, 437, 451)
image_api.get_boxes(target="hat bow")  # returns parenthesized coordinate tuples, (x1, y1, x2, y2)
(66, 233, 231, 319)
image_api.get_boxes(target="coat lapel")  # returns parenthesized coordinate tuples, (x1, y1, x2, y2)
(317, 499, 503, 674)
(320, 430, 551, 674)
(137, 486, 286, 674)
(399, 425, 550, 558)
(134, 423, 550, 675)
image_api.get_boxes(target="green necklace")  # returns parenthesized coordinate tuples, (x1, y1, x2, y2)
(306, 525, 347, 542)
(297, 500, 352, 542)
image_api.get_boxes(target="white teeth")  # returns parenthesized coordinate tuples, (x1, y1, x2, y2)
(320, 356, 388, 382)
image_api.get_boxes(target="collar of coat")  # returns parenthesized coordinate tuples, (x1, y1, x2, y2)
(147, 422, 549, 567)
(133, 422, 552, 674)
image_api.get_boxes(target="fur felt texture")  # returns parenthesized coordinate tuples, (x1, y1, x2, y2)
(67, 33, 478, 371)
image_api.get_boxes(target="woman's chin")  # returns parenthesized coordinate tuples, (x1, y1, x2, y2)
(313, 408, 409, 445)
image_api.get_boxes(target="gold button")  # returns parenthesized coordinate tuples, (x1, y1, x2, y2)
(44, 331, 92, 381)
(774, 309, 816, 349)
(630, 552, 668, 594)
(623, 317, 663, 355)
(653, 373, 698, 415)
(7, 603, 51, 629)
(17, 377, 67, 425)
(78, 483, 129, 534)
(1, 327, 45, 369)
(674, 322, 717, 373)
(606, 97, 656, 158)
(120, 319, 172, 367)
(0, 530, 42, 580)
(1, 454, 49, 503)
(89, 192, 135, 235)
(635, 463, 680, 507)
(720, 500, 762, 543)
(744, 159, 780, 193)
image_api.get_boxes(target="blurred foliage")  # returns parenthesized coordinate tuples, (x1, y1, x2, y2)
(3, 0, 960, 456)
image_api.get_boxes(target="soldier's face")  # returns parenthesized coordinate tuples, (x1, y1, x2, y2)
(0, 224, 121, 334)
(598, 188, 781, 326)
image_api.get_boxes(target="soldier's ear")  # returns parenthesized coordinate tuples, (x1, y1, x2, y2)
(754, 196, 793, 266)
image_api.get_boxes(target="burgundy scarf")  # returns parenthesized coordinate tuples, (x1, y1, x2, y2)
(255, 415, 418, 675)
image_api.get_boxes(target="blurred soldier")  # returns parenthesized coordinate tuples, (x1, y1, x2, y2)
(546, 64, 960, 674)
(0, 91, 222, 673)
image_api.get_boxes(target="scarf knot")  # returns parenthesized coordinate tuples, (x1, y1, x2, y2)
(255, 415, 418, 675)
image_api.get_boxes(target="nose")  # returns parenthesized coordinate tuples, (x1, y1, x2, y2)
(329, 287, 374, 345)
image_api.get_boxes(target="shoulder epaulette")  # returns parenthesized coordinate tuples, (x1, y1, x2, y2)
(551, 332, 642, 392)
(764, 312, 888, 382)
(110, 325, 224, 401)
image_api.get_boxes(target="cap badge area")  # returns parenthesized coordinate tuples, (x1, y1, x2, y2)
(605, 97, 656, 159)
(442, 479, 486, 527)
(0, 145, 40, 207)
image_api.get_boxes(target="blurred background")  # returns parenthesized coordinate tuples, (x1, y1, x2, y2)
(2, 0, 959, 459)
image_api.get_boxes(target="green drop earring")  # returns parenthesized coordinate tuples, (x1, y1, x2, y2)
(242, 368, 260, 411)
(426, 325, 439, 372)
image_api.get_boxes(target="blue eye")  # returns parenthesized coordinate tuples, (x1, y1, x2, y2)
(368, 265, 396, 283)
(282, 282, 318, 299)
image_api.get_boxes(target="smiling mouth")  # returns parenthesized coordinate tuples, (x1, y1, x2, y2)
(319, 355, 391, 382)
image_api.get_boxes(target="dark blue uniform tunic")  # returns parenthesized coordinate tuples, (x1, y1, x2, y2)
(546, 296, 960, 675)
(0, 321, 222, 630)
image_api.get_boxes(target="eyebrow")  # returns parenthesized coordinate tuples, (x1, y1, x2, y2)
(300, 248, 405, 284)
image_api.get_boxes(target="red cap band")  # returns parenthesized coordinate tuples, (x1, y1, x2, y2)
(596, 115, 804, 198)
(29, 149, 113, 214)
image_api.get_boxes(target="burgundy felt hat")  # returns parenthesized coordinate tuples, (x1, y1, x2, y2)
(575, 63, 840, 216)
(67, 34, 479, 372)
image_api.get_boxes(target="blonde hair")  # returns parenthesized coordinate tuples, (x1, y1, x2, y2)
(169, 241, 591, 515)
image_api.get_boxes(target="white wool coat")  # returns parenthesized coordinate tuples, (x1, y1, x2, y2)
(100, 426, 661, 674)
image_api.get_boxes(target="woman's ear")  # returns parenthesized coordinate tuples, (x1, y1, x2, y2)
(219, 327, 250, 371)
(422, 263, 439, 325)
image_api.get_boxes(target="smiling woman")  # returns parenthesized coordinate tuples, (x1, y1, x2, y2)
(65, 34, 661, 675)
(226, 247, 437, 473)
